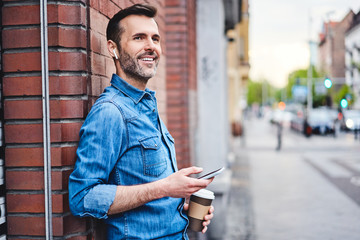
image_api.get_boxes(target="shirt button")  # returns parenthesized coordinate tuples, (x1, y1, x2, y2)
(155, 144, 157, 147)
(152, 109, 155, 112)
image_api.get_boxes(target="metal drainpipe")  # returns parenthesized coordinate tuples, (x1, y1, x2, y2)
(40, 0, 53, 239)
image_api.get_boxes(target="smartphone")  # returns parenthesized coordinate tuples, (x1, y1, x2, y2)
(197, 167, 225, 179)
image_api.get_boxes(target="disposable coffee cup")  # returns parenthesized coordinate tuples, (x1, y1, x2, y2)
(188, 189, 215, 232)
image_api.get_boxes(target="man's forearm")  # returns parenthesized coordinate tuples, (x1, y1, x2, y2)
(107, 179, 167, 215)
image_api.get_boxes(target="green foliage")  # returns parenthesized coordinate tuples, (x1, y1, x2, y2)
(284, 65, 355, 108)
(247, 79, 263, 105)
(247, 79, 284, 106)
(286, 66, 320, 100)
(334, 85, 355, 107)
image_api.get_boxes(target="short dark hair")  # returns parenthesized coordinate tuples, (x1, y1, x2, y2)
(106, 4, 157, 45)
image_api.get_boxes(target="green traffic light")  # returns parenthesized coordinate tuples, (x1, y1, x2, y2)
(340, 99, 348, 108)
(324, 78, 332, 88)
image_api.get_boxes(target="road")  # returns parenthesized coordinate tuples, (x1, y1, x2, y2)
(224, 116, 360, 240)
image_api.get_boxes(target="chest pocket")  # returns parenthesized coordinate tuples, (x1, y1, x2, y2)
(139, 136, 167, 177)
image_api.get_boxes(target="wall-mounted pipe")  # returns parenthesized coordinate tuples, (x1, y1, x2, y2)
(40, 0, 53, 239)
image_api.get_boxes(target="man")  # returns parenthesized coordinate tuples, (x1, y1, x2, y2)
(69, 4, 214, 239)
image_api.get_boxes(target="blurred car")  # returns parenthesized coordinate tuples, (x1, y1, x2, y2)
(342, 109, 360, 131)
(290, 109, 313, 136)
(307, 108, 336, 135)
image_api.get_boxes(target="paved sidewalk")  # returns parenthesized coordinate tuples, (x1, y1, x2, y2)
(224, 138, 256, 240)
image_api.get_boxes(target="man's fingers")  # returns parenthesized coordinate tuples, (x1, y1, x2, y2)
(179, 166, 203, 176)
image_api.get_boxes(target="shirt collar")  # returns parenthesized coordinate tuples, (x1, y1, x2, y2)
(110, 74, 155, 104)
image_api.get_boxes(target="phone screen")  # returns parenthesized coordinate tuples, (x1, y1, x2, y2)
(197, 167, 225, 179)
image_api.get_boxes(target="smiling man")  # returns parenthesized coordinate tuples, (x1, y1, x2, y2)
(68, 4, 214, 240)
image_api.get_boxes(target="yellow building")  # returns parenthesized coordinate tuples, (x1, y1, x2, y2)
(227, 0, 250, 136)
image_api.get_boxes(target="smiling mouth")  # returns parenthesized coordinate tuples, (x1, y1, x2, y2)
(140, 57, 155, 62)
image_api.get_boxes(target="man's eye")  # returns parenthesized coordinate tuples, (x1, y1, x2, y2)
(153, 38, 160, 42)
(134, 36, 142, 40)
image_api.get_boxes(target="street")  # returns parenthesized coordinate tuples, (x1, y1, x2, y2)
(224, 116, 360, 240)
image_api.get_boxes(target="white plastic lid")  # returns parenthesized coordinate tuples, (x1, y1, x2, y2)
(192, 189, 215, 200)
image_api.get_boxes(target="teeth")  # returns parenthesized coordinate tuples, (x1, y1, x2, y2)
(141, 58, 153, 61)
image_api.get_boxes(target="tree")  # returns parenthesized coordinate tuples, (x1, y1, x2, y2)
(247, 79, 283, 106)
(247, 79, 263, 106)
(285, 66, 322, 106)
(334, 84, 355, 108)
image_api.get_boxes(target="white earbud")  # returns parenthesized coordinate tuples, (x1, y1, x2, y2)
(113, 49, 119, 59)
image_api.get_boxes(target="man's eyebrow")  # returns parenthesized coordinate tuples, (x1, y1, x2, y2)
(132, 33, 161, 38)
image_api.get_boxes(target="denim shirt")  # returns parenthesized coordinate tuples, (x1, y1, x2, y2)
(69, 74, 189, 239)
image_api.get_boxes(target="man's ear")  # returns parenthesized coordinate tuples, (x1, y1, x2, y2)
(107, 40, 118, 59)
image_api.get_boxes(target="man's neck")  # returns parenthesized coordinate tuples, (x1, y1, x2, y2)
(117, 72, 148, 91)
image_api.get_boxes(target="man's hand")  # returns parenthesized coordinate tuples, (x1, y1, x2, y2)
(159, 167, 213, 199)
(184, 203, 215, 234)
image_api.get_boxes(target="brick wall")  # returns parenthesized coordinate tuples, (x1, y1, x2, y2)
(1, 0, 195, 238)
(2, 0, 88, 238)
(165, 0, 197, 169)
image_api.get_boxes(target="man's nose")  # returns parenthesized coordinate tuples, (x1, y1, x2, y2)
(144, 38, 156, 51)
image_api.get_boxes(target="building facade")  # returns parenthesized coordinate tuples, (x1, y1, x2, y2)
(318, 11, 354, 79)
(345, 10, 360, 109)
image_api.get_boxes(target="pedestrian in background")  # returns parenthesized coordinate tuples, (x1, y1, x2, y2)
(276, 121, 283, 151)
(68, 4, 214, 239)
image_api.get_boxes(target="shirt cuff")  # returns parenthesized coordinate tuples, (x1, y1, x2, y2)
(84, 184, 117, 219)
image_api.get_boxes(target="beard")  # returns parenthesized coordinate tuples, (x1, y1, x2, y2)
(118, 48, 159, 84)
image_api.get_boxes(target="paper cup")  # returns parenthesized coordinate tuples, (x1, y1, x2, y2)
(188, 189, 215, 232)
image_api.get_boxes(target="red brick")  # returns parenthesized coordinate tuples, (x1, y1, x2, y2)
(48, 4, 87, 26)
(5, 146, 77, 167)
(89, 8, 109, 36)
(49, 76, 87, 95)
(49, 27, 87, 48)
(165, 0, 186, 7)
(7, 216, 45, 236)
(90, 30, 109, 56)
(7, 214, 87, 236)
(3, 76, 87, 96)
(3, 52, 86, 72)
(99, 0, 119, 18)
(2, 28, 40, 49)
(5, 124, 43, 144)
(63, 214, 88, 236)
(52, 122, 82, 142)
(3, 52, 41, 72)
(0, 26, 85, 50)
(2, 5, 40, 26)
(6, 193, 68, 213)
(166, 15, 187, 24)
(90, 0, 100, 10)
(6, 171, 44, 190)
(49, 51, 87, 72)
(4, 100, 42, 120)
(67, 236, 89, 240)
(52, 100, 86, 119)
(6, 170, 72, 191)
(91, 52, 107, 76)
(4, 122, 82, 143)
(3, 76, 42, 96)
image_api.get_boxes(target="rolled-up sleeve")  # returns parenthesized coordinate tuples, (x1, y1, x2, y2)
(68, 101, 125, 219)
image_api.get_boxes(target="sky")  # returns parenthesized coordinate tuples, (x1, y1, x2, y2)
(249, 0, 360, 88)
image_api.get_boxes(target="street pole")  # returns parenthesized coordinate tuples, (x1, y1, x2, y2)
(307, 64, 312, 114)
(307, 11, 313, 115)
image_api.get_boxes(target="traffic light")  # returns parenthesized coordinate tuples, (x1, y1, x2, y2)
(324, 77, 332, 89)
(340, 98, 348, 109)
(278, 101, 286, 110)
